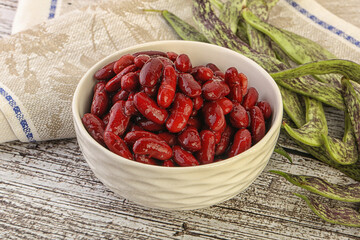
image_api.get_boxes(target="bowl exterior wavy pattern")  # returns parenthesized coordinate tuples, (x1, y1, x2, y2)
(72, 41, 283, 210)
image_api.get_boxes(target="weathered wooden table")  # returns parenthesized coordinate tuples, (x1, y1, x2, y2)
(1, 1, 359, 239)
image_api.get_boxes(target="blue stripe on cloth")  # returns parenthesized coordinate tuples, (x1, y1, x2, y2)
(0, 87, 36, 142)
(285, 0, 360, 48)
(48, 0, 58, 19)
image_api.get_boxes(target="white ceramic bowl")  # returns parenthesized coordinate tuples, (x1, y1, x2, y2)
(72, 40, 283, 210)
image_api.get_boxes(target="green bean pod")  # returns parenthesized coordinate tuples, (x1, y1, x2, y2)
(294, 193, 360, 227)
(271, 170, 360, 202)
(219, 0, 247, 34)
(144, 9, 209, 43)
(270, 59, 360, 84)
(274, 144, 292, 163)
(283, 97, 328, 147)
(322, 113, 358, 165)
(342, 78, 360, 152)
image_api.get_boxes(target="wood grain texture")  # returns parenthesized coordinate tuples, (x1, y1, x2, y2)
(0, 0, 360, 239)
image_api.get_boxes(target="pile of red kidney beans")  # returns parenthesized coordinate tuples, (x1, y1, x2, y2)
(82, 50, 272, 167)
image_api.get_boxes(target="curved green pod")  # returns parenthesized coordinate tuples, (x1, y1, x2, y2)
(219, 0, 247, 34)
(321, 114, 358, 165)
(274, 145, 292, 163)
(271, 170, 360, 202)
(283, 97, 327, 147)
(270, 59, 360, 84)
(342, 78, 360, 152)
(294, 193, 360, 227)
(241, 8, 336, 65)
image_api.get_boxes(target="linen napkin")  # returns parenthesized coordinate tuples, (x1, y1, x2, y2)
(1, 0, 359, 143)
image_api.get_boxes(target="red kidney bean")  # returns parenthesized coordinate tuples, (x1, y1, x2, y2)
(139, 58, 163, 87)
(105, 100, 130, 136)
(187, 117, 201, 130)
(257, 101, 272, 120)
(136, 117, 165, 132)
(157, 132, 177, 146)
(194, 66, 213, 82)
(216, 97, 233, 115)
(106, 64, 137, 92)
(175, 54, 192, 73)
(206, 63, 220, 72)
(134, 54, 150, 68)
(162, 159, 175, 167)
(166, 93, 193, 133)
(128, 122, 143, 132)
(201, 80, 230, 101)
(133, 50, 167, 57)
(134, 154, 158, 165)
(94, 61, 116, 80)
(156, 56, 174, 67)
(124, 130, 164, 146)
(157, 65, 177, 108)
(190, 108, 198, 117)
(113, 54, 135, 74)
(249, 106, 266, 144)
(178, 73, 202, 98)
(133, 137, 172, 160)
(91, 82, 109, 117)
(142, 85, 159, 98)
(124, 99, 138, 116)
(202, 101, 225, 132)
(166, 51, 178, 62)
(242, 87, 259, 110)
(121, 72, 139, 92)
(238, 72, 248, 95)
(228, 128, 252, 157)
(229, 102, 249, 129)
(197, 130, 216, 165)
(178, 126, 201, 152)
(225, 67, 242, 102)
(102, 113, 110, 126)
(192, 95, 204, 111)
(215, 125, 234, 156)
(214, 71, 225, 80)
(112, 89, 129, 103)
(133, 92, 168, 125)
(213, 122, 226, 144)
(173, 146, 199, 166)
(103, 131, 133, 160)
(82, 113, 106, 146)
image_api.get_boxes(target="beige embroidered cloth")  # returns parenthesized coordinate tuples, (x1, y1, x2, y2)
(1, 0, 360, 143)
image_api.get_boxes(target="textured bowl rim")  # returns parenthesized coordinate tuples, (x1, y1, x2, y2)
(72, 40, 283, 172)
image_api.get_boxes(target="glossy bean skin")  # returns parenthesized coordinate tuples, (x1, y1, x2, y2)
(124, 99, 138, 116)
(175, 54, 192, 73)
(213, 122, 226, 144)
(104, 131, 134, 160)
(257, 101, 272, 120)
(225, 67, 242, 102)
(157, 65, 177, 108)
(113, 54, 135, 74)
(124, 130, 164, 146)
(134, 154, 158, 165)
(238, 72, 248, 96)
(202, 101, 225, 132)
(249, 106, 266, 144)
(197, 130, 216, 165)
(162, 159, 175, 167)
(134, 54, 150, 68)
(173, 146, 199, 166)
(82, 113, 106, 146)
(187, 117, 201, 130)
(112, 89, 129, 103)
(178, 73, 202, 98)
(215, 125, 234, 156)
(105, 100, 130, 137)
(242, 87, 259, 110)
(206, 63, 220, 72)
(133, 137, 172, 160)
(139, 58, 163, 87)
(229, 102, 249, 129)
(194, 66, 213, 82)
(216, 97, 233, 115)
(91, 82, 109, 117)
(157, 132, 177, 146)
(178, 126, 201, 152)
(94, 61, 116, 80)
(133, 50, 167, 57)
(156, 56, 174, 67)
(228, 128, 252, 158)
(166, 51, 178, 62)
(133, 92, 168, 125)
(121, 72, 139, 92)
(136, 118, 165, 132)
(105, 64, 137, 92)
(201, 80, 230, 101)
(166, 93, 193, 133)
(192, 95, 204, 111)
